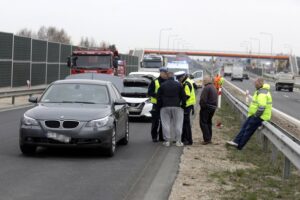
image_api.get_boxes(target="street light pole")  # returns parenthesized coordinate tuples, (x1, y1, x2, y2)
(173, 38, 181, 50)
(250, 37, 261, 75)
(159, 28, 172, 54)
(250, 37, 260, 54)
(167, 34, 178, 50)
(284, 44, 293, 55)
(260, 32, 273, 56)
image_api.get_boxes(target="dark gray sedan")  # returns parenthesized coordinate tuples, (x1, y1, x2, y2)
(19, 79, 129, 157)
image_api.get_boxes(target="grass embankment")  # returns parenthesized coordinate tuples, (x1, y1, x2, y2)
(213, 100, 300, 200)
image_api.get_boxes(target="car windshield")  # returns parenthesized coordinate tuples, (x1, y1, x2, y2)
(73, 55, 111, 69)
(122, 84, 148, 98)
(40, 83, 109, 104)
(143, 61, 163, 68)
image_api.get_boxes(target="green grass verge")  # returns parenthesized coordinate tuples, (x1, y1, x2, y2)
(211, 100, 300, 200)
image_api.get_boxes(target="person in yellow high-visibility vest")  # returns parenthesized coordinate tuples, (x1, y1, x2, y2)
(175, 71, 196, 145)
(147, 67, 168, 142)
(227, 78, 272, 150)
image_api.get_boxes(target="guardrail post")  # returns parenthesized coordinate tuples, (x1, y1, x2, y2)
(271, 143, 278, 163)
(262, 134, 268, 152)
(283, 157, 291, 179)
(12, 96, 15, 104)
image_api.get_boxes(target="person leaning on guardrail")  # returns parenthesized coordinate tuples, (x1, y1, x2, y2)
(226, 77, 273, 150)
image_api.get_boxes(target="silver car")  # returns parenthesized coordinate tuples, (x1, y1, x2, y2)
(19, 79, 129, 157)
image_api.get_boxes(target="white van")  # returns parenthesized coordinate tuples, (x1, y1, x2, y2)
(166, 61, 189, 74)
(231, 66, 244, 81)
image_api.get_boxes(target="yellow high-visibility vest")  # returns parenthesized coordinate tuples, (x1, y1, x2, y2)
(150, 79, 160, 104)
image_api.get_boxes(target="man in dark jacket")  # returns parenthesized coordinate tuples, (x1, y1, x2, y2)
(199, 75, 218, 145)
(148, 67, 168, 142)
(157, 72, 186, 147)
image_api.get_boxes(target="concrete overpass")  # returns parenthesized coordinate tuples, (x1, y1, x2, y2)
(144, 49, 289, 60)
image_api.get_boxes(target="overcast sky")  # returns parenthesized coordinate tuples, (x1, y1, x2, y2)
(1, 0, 300, 55)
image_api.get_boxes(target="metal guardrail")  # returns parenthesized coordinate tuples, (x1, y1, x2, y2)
(222, 87, 300, 179)
(0, 87, 46, 104)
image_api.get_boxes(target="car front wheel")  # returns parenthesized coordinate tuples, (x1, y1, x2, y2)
(103, 127, 116, 157)
(20, 144, 37, 156)
(119, 120, 129, 145)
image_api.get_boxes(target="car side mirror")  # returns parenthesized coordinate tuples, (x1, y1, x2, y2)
(28, 96, 38, 103)
(114, 98, 126, 105)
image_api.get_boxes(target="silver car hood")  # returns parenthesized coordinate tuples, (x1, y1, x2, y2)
(25, 103, 112, 121)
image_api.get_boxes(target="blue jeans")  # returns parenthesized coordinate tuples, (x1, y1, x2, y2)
(234, 116, 263, 150)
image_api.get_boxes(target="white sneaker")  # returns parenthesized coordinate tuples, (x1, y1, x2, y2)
(163, 141, 170, 147)
(176, 141, 184, 147)
(226, 141, 238, 147)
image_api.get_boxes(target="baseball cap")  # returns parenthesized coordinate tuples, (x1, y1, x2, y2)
(159, 67, 168, 72)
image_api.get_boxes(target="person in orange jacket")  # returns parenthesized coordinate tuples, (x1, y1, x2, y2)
(214, 74, 224, 90)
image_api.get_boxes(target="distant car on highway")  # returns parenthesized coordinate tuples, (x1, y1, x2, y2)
(243, 71, 249, 80)
(19, 79, 129, 157)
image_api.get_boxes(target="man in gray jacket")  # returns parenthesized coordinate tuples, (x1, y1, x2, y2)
(157, 72, 186, 147)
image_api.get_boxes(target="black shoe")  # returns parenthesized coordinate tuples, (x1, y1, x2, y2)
(159, 138, 165, 142)
(152, 138, 158, 143)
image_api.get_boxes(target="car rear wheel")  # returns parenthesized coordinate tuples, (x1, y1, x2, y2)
(119, 120, 129, 145)
(103, 127, 116, 157)
(20, 144, 37, 156)
(289, 88, 293, 92)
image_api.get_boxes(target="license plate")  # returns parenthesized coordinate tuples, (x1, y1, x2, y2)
(47, 132, 71, 143)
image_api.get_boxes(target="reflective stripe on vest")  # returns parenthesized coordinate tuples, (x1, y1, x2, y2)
(150, 79, 160, 104)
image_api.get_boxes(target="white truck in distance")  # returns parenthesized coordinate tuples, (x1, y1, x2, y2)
(223, 63, 233, 77)
(274, 71, 295, 92)
(231, 65, 244, 81)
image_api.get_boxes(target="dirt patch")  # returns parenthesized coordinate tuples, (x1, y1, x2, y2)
(169, 107, 254, 200)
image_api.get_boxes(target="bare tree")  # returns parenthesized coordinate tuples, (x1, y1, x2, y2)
(79, 37, 99, 48)
(16, 28, 35, 38)
(17, 26, 71, 44)
(37, 26, 48, 40)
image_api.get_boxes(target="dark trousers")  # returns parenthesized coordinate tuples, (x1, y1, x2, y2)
(151, 105, 163, 141)
(234, 116, 263, 150)
(199, 107, 216, 142)
(182, 106, 193, 144)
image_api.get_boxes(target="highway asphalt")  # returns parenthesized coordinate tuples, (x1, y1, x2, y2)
(0, 107, 182, 200)
(225, 77, 300, 120)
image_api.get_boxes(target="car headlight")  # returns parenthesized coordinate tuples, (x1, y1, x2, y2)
(145, 98, 151, 104)
(23, 114, 39, 126)
(86, 116, 110, 128)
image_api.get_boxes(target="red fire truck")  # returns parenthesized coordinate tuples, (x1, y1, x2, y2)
(67, 49, 126, 77)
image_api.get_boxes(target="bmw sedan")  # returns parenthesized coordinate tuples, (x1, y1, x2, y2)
(19, 79, 129, 157)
